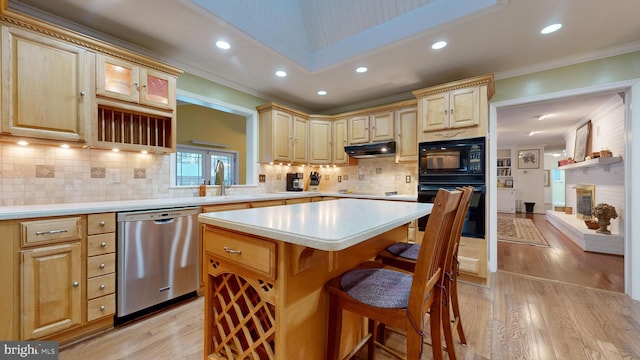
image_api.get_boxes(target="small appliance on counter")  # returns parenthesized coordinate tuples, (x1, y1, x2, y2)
(286, 173, 304, 191)
(309, 171, 321, 191)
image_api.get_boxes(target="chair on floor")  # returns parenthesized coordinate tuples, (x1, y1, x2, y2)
(376, 186, 474, 357)
(325, 188, 463, 360)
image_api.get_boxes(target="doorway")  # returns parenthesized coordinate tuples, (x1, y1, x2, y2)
(490, 84, 632, 292)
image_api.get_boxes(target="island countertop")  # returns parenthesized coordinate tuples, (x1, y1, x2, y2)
(198, 198, 432, 251)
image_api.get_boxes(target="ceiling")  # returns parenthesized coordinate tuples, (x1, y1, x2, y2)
(8, 0, 640, 152)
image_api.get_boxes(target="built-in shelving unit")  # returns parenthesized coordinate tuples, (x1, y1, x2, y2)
(558, 156, 622, 170)
(497, 148, 513, 188)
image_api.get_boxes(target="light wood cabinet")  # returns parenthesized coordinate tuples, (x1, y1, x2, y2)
(97, 54, 175, 111)
(347, 110, 394, 145)
(1, 25, 92, 143)
(413, 74, 494, 142)
(86, 213, 116, 322)
(308, 118, 332, 164)
(21, 242, 82, 339)
(394, 105, 418, 162)
(332, 118, 350, 165)
(258, 103, 308, 164)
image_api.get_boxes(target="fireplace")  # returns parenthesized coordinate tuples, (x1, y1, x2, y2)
(574, 184, 595, 220)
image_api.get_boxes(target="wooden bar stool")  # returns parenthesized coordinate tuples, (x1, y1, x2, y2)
(325, 188, 462, 360)
(376, 186, 474, 358)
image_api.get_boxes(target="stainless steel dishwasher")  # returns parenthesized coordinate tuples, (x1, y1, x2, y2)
(116, 207, 200, 324)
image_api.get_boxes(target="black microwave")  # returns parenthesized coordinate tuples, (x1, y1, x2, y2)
(418, 137, 485, 183)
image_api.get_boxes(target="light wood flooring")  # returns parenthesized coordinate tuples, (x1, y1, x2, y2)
(497, 212, 624, 292)
(59, 271, 640, 360)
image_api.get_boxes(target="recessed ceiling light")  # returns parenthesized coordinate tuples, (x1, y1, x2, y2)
(431, 41, 447, 50)
(275, 70, 287, 77)
(541, 23, 562, 34)
(356, 66, 368, 73)
(216, 40, 231, 50)
(317, 90, 327, 96)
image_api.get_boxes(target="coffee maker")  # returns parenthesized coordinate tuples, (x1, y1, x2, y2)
(286, 173, 304, 191)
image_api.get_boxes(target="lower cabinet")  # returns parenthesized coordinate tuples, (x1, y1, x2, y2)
(21, 242, 83, 339)
(497, 189, 516, 213)
(86, 213, 117, 322)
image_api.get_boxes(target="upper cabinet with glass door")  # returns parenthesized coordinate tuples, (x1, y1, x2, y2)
(97, 54, 176, 111)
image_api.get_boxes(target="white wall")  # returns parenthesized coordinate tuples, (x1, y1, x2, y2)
(563, 94, 625, 234)
(514, 144, 545, 213)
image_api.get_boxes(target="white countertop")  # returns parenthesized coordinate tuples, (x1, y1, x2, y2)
(198, 198, 431, 251)
(0, 192, 416, 220)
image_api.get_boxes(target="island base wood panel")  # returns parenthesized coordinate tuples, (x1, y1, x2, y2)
(203, 224, 409, 360)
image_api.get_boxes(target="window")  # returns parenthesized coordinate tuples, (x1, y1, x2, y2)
(175, 145, 237, 186)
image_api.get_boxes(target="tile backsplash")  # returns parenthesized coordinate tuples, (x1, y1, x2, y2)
(0, 142, 418, 206)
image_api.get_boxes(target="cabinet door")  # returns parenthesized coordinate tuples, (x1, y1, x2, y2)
(422, 92, 449, 131)
(395, 106, 417, 161)
(309, 119, 331, 164)
(21, 243, 82, 339)
(272, 110, 293, 161)
(292, 115, 308, 163)
(332, 118, 349, 164)
(348, 114, 369, 144)
(369, 110, 394, 142)
(139, 68, 176, 110)
(449, 87, 480, 128)
(1, 26, 91, 142)
(96, 54, 140, 103)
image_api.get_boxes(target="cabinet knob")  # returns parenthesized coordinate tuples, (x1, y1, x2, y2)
(100, 305, 105, 312)
(99, 221, 106, 227)
(99, 284, 106, 290)
(100, 242, 107, 248)
(73, 281, 79, 288)
(133, 82, 139, 88)
(80, 91, 86, 97)
(444, 109, 448, 115)
(450, 108, 454, 114)
(142, 84, 148, 88)
(99, 263, 106, 269)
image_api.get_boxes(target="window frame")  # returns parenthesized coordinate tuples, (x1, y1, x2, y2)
(173, 144, 238, 186)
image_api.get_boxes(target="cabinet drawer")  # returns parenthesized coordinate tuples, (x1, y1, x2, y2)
(87, 254, 116, 278)
(205, 227, 276, 280)
(202, 203, 249, 212)
(87, 233, 115, 256)
(87, 294, 115, 322)
(87, 213, 116, 235)
(250, 200, 284, 208)
(21, 217, 82, 247)
(87, 273, 116, 300)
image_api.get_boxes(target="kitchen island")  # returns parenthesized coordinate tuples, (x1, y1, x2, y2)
(198, 198, 432, 360)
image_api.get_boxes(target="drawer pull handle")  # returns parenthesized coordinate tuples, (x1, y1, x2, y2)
(223, 246, 242, 255)
(99, 284, 106, 290)
(99, 263, 106, 269)
(100, 305, 105, 312)
(99, 221, 106, 227)
(100, 242, 107, 248)
(73, 281, 79, 288)
(35, 229, 68, 235)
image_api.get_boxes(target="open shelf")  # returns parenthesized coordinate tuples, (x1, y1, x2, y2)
(558, 156, 622, 170)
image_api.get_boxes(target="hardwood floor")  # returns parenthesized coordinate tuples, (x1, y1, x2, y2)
(59, 271, 640, 360)
(497, 212, 624, 292)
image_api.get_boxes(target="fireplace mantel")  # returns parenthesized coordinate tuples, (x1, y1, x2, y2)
(558, 156, 622, 170)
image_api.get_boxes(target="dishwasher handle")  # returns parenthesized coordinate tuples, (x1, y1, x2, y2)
(154, 218, 176, 225)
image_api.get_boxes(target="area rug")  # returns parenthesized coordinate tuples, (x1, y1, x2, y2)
(497, 217, 550, 247)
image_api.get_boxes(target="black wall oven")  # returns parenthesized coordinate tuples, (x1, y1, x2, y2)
(418, 184, 486, 238)
(417, 137, 486, 238)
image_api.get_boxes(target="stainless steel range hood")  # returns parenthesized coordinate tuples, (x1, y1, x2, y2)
(344, 141, 396, 158)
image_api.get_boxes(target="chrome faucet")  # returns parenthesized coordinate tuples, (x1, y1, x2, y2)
(214, 160, 229, 196)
